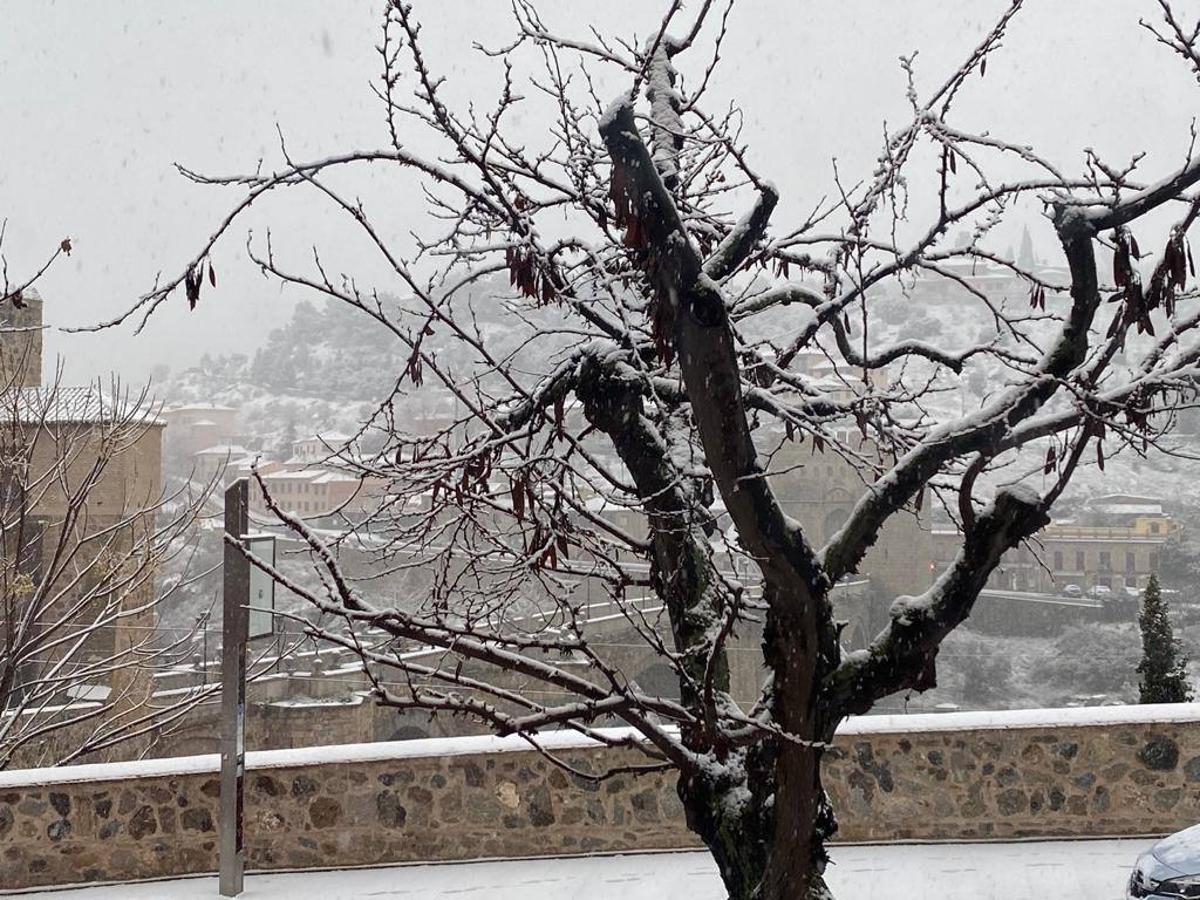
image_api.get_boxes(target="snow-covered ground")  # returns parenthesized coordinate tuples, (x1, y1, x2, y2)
(11, 840, 1143, 899)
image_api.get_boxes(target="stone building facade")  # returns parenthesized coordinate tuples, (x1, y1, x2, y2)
(0, 293, 165, 724)
(769, 434, 936, 602)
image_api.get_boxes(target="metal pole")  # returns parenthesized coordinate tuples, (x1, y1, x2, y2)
(199, 612, 209, 685)
(220, 479, 249, 897)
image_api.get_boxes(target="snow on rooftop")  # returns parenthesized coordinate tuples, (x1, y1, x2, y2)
(268, 695, 365, 709)
(10, 385, 164, 426)
(1090, 503, 1163, 516)
(261, 468, 328, 481)
(64, 683, 111, 702)
(312, 470, 358, 483)
(165, 403, 237, 412)
(194, 444, 251, 456)
(9, 841, 1146, 899)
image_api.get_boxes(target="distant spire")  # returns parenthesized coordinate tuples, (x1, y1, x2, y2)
(1018, 226, 1037, 270)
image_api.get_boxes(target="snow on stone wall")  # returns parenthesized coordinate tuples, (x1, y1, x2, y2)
(3, 706, 1200, 890)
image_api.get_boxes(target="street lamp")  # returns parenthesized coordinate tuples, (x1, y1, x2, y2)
(195, 610, 211, 684)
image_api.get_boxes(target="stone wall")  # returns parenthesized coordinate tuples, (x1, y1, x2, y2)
(0, 734, 693, 891)
(4, 706, 1200, 890)
(828, 707, 1200, 841)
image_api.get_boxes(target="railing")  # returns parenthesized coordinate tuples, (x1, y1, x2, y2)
(1042, 525, 1170, 541)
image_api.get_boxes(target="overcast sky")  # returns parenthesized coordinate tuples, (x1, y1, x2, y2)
(3, 1, 1196, 385)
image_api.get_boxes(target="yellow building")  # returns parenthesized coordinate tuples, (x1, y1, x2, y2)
(932, 494, 1175, 596)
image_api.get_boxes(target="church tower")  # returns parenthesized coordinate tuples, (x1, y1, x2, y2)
(1018, 226, 1037, 271)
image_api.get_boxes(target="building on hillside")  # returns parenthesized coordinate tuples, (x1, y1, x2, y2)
(161, 403, 240, 458)
(932, 493, 1176, 595)
(241, 432, 384, 518)
(288, 432, 354, 465)
(251, 467, 368, 517)
(193, 443, 257, 485)
(903, 254, 1072, 310)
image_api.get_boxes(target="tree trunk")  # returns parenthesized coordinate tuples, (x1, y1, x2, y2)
(759, 581, 838, 900)
(578, 358, 840, 899)
(673, 581, 839, 900)
(678, 740, 836, 900)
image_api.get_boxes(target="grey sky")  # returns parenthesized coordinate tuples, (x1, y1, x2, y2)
(2, 1, 1194, 384)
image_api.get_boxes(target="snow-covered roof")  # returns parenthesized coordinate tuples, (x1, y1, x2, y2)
(312, 470, 358, 484)
(65, 683, 112, 702)
(1089, 503, 1164, 516)
(268, 695, 365, 709)
(194, 444, 251, 457)
(164, 403, 237, 413)
(261, 467, 328, 482)
(1090, 492, 1162, 504)
(6, 385, 164, 426)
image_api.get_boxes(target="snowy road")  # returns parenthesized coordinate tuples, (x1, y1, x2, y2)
(11, 840, 1144, 899)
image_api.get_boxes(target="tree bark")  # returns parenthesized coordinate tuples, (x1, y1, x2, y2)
(600, 99, 842, 899)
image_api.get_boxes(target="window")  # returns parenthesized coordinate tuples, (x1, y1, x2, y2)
(1150, 552, 1159, 572)
(1099, 551, 1111, 570)
(1075, 550, 1085, 571)
(1054, 551, 1063, 570)
(1151, 522, 1161, 534)
(1126, 552, 1136, 572)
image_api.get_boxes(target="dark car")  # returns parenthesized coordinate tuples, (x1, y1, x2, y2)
(1130, 826, 1200, 897)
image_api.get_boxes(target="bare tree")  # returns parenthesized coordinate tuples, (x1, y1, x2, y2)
(0, 370, 221, 769)
(115, 2, 1200, 896)
(0, 235, 219, 768)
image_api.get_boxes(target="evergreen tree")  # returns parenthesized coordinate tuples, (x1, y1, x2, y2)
(1137, 575, 1193, 703)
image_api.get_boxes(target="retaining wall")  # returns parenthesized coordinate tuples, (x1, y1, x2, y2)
(3, 705, 1200, 891)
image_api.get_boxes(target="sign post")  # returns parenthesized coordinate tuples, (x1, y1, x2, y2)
(246, 535, 276, 640)
(219, 479, 249, 897)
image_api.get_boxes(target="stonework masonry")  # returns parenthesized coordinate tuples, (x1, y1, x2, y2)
(2, 706, 1200, 891)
